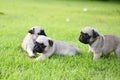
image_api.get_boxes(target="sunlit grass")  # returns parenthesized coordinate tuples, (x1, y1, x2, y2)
(0, 0, 120, 80)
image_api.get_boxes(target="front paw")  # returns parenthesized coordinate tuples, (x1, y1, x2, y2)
(93, 53, 102, 60)
(35, 56, 45, 61)
(35, 57, 40, 61)
(29, 55, 36, 58)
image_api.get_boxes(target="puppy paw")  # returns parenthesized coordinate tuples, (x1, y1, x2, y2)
(35, 57, 40, 61)
(35, 56, 46, 61)
(29, 55, 36, 58)
(93, 53, 102, 60)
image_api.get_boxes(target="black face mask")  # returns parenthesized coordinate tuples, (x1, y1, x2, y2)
(33, 42, 46, 53)
(79, 32, 91, 44)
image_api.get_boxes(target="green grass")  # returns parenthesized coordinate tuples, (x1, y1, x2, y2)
(0, 0, 120, 80)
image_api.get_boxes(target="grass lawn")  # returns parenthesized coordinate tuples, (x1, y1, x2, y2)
(0, 0, 120, 80)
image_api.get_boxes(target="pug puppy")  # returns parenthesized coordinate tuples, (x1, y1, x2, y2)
(21, 26, 47, 58)
(79, 27, 120, 60)
(33, 36, 80, 60)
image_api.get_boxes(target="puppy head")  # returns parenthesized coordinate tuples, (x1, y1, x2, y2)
(28, 26, 47, 39)
(79, 27, 99, 44)
(33, 36, 53, 53)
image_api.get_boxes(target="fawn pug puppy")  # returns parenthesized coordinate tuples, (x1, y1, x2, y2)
(33, 36, 80, 60)
(21, 26, 47, 58)
(79, 27, 120, 60)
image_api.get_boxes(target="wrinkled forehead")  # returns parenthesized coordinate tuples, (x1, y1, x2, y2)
(34, 27, 43, 32)
(82, 27, 94, 36)
(36, 36, 49, 44)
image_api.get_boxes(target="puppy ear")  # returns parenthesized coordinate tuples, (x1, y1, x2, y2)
(48, 40, 53, 47)
(28, 28, 34, 34)
(81, 32, 84, 34)
(38, 30, 47, 36)
(93, 29, 99, 38)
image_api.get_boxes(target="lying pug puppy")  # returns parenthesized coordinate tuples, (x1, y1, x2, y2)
(33, 36, 80, 60)
(79, 27, 120, 60)
(21, 26, 47, 58)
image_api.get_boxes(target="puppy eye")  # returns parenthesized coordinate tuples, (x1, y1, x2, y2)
(40, 43, 46, 48)
(85, 34, 88, 36)
(86, 34, 90, 38)
(43, 45, 46, 48)
(40, 43, 44, 45)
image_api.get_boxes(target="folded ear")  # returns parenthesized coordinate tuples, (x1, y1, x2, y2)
(92, 29, 99, 38)
(81, 31, 83, 34)
(48, 40, 53, 47)
(38, 30, 47, 36)
(28, 28, 34, 34)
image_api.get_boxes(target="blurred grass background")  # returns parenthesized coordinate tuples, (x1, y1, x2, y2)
(0, 0, 120, 80)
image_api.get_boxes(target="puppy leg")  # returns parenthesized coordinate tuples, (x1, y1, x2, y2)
(27, 48, 35, 58)
(115, 47, 120, 59)
(93, 53, 102, 60)
(88, 46, 92, 53)
(35, 52, 53, 61)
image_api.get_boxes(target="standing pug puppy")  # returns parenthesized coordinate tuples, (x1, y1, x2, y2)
(79, 27, 120, 60)
(33, 36, 80, 60)
(21, 26, 47, 58)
